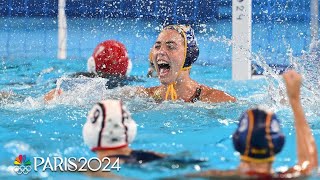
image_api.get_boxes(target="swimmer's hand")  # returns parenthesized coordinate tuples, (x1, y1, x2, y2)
(44, 89, 63, 102)
(283, 70, 301, 101)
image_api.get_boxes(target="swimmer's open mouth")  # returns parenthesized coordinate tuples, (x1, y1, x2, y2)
(157, 61, 171, 77)
(158, 62, 170, 69)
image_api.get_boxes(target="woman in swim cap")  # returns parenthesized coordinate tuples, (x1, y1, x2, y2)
(83, 99, 166, 164)
(44, 40, 142, 102)
(45, 27, 236, 103)
(78, 99, 165, 178)
(183, 70, 318, 179)
(139, 25, 236, 103)
(81, 99, 206, 178)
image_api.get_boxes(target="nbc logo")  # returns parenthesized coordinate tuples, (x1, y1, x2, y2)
(13, 155, 32, 175)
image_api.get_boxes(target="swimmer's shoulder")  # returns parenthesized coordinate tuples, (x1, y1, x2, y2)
(199, 85, 236, 103)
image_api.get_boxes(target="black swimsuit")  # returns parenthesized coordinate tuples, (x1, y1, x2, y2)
(108, 150, 207, 167)
(108, 150, 164, 164)
(187, 86, 203, 103)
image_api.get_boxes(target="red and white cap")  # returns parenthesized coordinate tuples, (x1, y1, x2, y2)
(83, 100, 137, 151)
(87, 40, 132, 76)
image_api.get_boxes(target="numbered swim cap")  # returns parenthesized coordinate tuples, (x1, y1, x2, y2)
(232, 108, 285, 163)
(163, 25, 199, 69)
(83, 100, 137, 151)
(87, 40, 132, 76)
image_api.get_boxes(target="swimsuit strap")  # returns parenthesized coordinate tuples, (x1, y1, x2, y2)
(187, 85, 203, 103)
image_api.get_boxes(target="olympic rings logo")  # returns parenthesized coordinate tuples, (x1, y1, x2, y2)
(13, 165, 32, 175)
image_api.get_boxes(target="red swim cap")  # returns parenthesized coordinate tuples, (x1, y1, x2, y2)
(91, 40, 130, 76)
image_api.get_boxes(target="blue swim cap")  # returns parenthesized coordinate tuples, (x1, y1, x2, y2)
(232, 108, 285, 163)
(163, 25, 199, 69)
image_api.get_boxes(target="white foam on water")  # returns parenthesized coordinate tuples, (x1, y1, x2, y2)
(4, 141, 38, 157)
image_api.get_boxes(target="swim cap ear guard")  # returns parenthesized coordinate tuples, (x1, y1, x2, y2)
(83, 100, 137, 151)
(163, 25, 199, 69)
(183, 26, 199, 68)
(232, 108, 285, 163)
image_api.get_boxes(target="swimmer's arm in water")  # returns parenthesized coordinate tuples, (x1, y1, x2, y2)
(201, 87, 236, 103)
(44, 89, 63, 102)
(44, 85, 146, 102)
(283, 70, 318, 176)
(135, 86, 165, 102)
(135, 87, 155, 98)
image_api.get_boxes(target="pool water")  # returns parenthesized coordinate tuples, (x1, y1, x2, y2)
(0, 17, 320, 179)
(0, 56, 319, 179)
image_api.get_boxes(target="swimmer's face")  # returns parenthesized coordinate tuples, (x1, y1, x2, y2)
(152, 29, 185, 85)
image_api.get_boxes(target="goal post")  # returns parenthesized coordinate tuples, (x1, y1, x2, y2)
(232, 0, 252, 80)
(310, 0, 319, 50)
(57, 0, 67, 59)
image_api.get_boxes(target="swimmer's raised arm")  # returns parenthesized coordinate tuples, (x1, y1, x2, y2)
(283, 70, 318, 175)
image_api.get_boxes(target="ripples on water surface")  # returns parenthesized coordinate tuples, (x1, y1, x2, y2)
(1, 50, 320, 179)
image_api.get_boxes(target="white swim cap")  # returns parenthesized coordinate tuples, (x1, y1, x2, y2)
(83, 100, 137, 151)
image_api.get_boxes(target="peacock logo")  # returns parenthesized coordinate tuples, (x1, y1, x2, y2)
(13, 155, 32, 175)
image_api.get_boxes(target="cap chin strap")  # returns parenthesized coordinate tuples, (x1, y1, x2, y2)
(164, 26, 190, 101)
(165, 82, 177, 100)
(165, 67, 191, 101)
(240, 155, 275, 163)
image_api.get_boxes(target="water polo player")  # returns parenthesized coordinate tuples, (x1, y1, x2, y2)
(83, 99, 166, 165)
(46, 26, 236, 104)
(81, 99, 207, 177)
(44, 40, 143, 102)
(184, 70, 318, 179)
(139, 24, 236, 103)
